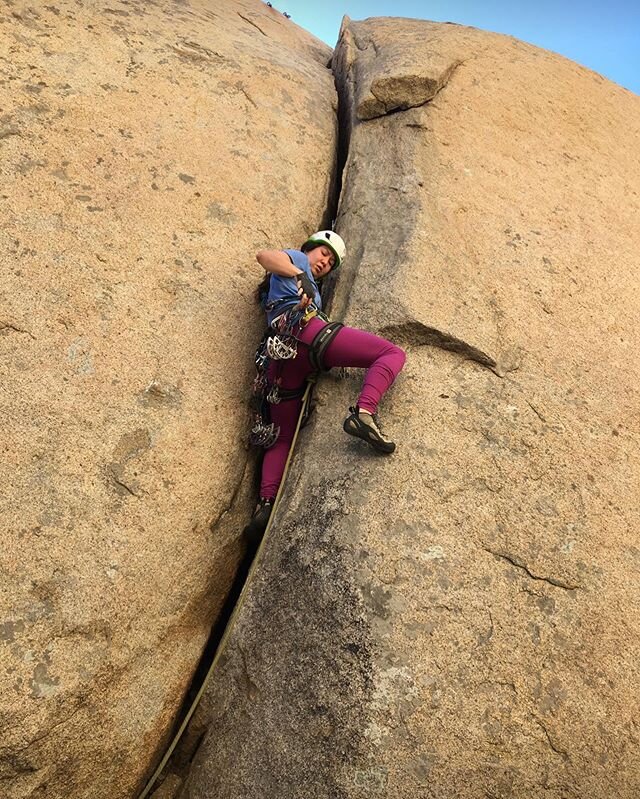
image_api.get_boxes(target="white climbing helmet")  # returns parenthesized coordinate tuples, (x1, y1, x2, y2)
(303, 230, 346, 269)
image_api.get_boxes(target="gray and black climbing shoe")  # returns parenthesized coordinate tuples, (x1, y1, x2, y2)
(243, 497, 274, 546)
(343, 406, 396, 454)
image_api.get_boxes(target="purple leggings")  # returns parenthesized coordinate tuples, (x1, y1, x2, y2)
(260, 317, 406, 499)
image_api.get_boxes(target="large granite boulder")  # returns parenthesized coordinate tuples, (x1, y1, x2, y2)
(0, 1, 336, 797)
(181, 17, 640, 799)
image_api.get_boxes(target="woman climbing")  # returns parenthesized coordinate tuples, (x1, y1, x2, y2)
(244, 230, 406, 542)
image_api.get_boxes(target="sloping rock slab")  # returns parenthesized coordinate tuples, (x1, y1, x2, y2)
(181, 17, 640, 799)
(0, 1, 336, 797)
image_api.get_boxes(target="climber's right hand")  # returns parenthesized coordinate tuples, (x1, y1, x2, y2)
(295, 272, 315, 308)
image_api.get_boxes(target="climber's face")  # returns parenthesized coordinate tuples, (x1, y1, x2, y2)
(308, 246, 335, 279)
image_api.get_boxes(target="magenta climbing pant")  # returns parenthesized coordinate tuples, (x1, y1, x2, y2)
(260, 317, 406, 499)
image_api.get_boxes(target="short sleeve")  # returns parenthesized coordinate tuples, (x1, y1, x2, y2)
(283, 249, 310, 272)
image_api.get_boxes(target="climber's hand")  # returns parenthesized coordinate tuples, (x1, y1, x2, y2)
(295, 272, 315, 308)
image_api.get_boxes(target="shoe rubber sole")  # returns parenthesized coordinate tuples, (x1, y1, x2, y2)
(242, 503, 273, 545)
(343, 416, 396, 454)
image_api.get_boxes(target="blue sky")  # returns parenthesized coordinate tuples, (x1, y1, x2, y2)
(269, 0, 640, 95)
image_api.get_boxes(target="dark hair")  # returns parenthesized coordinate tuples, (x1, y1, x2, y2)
(256, 272, 271, 305)
(301, 241, 334, 280)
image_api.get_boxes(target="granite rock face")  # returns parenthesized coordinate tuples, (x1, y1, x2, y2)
(0, 2, 335, 797)
(181, 17, 640, 799)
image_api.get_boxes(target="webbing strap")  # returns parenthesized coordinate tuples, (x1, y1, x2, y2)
(275, 385, 307, 402)
(137, 382, 314, 799)
(309, 321, 344, 372)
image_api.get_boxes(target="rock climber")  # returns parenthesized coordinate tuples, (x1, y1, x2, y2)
(244, 230, 406, 542)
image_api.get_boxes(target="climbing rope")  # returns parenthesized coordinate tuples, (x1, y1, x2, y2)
(137, 380, 314, 799)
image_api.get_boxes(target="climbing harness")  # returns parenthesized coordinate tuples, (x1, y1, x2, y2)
(248, 304, 326, 444)
(137, 381, 314, 799)
(308, 320, 344, 372)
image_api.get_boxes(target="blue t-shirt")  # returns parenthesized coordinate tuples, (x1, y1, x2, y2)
(263, 249, 322, 326)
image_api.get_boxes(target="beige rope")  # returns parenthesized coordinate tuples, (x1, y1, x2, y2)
(138, 381, 314, 798)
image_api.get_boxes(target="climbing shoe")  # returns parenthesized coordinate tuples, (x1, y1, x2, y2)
(343, 406, 396, 454)
(242, 497, 274, 546)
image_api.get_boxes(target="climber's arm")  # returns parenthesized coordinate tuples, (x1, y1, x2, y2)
(256, 249, 303, 278)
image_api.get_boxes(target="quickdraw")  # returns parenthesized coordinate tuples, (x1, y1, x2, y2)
(266, 382, 282, 405)
(248, 415, 280, 448)
(266, 334, 297, 361)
